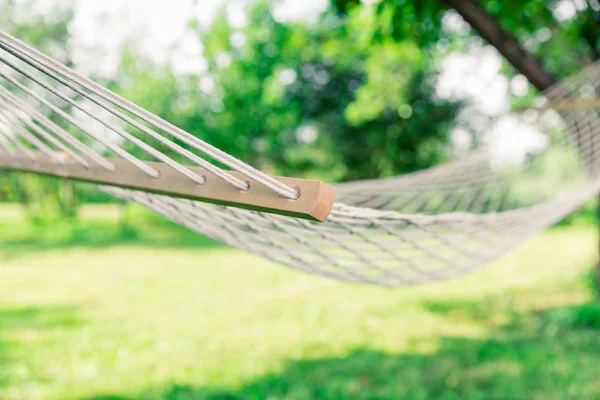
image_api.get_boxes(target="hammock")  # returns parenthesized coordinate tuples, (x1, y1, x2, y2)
(0, 30, 598, 287)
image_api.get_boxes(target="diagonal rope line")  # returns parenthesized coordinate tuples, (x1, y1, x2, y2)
(0, 104, 64, 162)
(0, 112, 35, 159)
(0, 90, 90, 167)
(0, 55, 211, 184)
(0, 72, 116, 170)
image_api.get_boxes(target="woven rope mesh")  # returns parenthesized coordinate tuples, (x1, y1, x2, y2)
(1, 30, 600, 286)
(101, 63, 600, 287)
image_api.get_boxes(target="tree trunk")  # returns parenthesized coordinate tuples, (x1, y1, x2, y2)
(14, 173, 34, 220)
(58, 180, 78, 220)
(439, 0, 556, 91)
(120, 201, 129, 233)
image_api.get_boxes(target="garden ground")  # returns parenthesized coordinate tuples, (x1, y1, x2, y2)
(1, 204, 599, 399)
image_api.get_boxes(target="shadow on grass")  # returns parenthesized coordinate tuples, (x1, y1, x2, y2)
(0, 305, 82, 388)
(0, 306, 81, 329)
(81, 300, 600, 400)
(0, 219, 226, 259)
(423, 267, 600, 331)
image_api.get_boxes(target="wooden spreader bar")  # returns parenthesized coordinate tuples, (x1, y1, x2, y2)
(514, 98, 600, 112)
(0, 152, 336, 221)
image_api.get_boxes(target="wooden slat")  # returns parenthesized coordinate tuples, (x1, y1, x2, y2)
(0, 151, 336, 221)
(514, 98, 600, 112)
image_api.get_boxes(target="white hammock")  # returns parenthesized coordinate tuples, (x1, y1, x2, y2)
(0, 30, 598, 287)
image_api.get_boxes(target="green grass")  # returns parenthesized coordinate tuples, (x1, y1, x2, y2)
(1, 204, 600, 399)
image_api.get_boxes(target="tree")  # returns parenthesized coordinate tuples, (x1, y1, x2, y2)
(333, 0, 600, 85)
(115, 2, 461, 182)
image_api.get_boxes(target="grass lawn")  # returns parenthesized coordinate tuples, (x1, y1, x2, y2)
(1, 203, 599, 400)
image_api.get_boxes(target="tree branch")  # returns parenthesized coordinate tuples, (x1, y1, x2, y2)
(440, 0, 556, 91)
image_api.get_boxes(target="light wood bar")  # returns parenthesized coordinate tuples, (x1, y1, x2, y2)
(0, 151, 336, 221)
(514, 98, 600, 112)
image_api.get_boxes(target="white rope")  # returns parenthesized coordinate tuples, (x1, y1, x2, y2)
(0, 113, 36, 159)
(0, 89, 91, 167)
(0, 71, 116, 170)
(0, 104, 66, 162)
(0, 55, 214, 183)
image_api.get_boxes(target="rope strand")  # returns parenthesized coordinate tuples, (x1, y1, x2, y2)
(0, 31, 300, 199)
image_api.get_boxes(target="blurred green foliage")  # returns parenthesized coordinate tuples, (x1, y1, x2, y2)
(113, 2, 460, 182)
(0, 0, 463, 219)
(334, 0, 600, 75)
(1, 0, 600, 225)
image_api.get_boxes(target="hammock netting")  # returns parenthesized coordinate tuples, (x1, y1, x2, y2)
(1, 30, 599, 287)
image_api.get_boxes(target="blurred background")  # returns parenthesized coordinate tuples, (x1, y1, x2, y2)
(1, 0, 600, 399)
